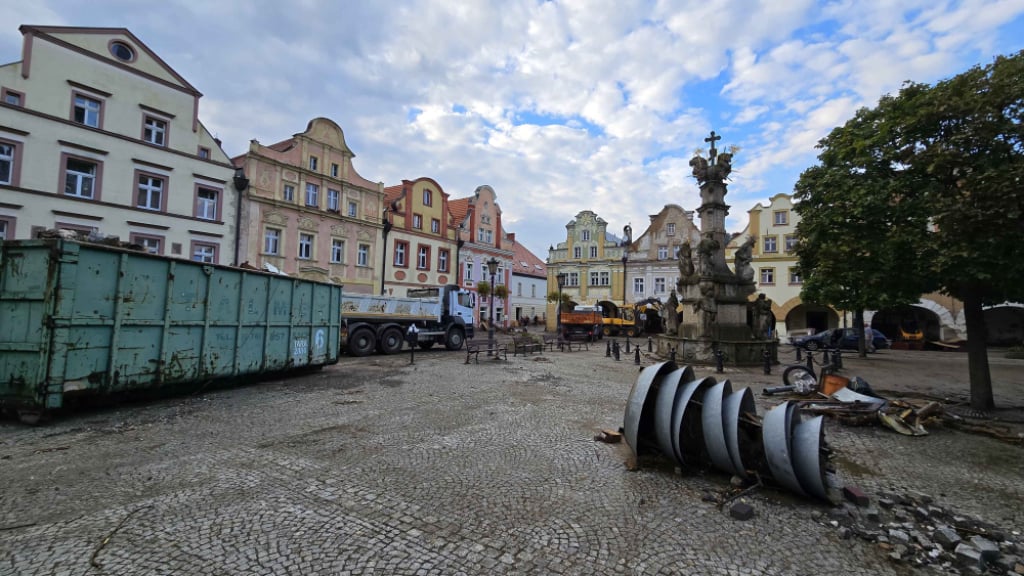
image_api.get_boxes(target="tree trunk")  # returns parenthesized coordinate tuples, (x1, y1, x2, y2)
(854, 309, 867, 358)
(963, 289, 994, 411)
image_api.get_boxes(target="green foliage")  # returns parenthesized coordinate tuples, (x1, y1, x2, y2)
(794, 50, 1024, 409)
(492, 284, 509, 300)
(476, 281, 491, 298)
(547, 290, 572, 307)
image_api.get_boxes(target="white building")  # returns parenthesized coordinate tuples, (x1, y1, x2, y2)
(0, 26, 236, 262)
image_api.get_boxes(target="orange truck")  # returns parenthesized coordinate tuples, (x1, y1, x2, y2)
(560, 305, 604, 342)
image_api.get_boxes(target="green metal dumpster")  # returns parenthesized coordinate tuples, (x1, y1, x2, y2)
(0, 239, 342, 422)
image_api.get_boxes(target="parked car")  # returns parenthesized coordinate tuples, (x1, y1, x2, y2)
(793, 328, 890, 351)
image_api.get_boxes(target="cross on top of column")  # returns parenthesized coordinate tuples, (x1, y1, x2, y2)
(704, 130, 721, 164)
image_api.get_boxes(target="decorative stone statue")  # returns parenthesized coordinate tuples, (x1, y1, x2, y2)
(697, 233, 719, 276)
(750, 293, 773, 339)
(689, 156, 708, 182)
(677, 241, 694, 280)
(693, 282, 717, 333)
(713, 152, 733, 181)
(734, 236, 755, 283)
(664, 290, 680, 336)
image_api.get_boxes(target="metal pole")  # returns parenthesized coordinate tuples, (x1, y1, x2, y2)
(488, 269, 496, 356)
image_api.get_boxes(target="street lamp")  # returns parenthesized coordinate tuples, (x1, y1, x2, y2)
(486, 257, 499, 356)
(556, 272, 566, 339)
(622, 224, 632, 306)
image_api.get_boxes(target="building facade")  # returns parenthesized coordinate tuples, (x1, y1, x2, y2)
(233, 118, 383, 292)
(0, 26, 236, 262)
(546, 210, 627, 331)
(381, 177, 458, 297)
(450, 185, 513, 328)
(627, 204, 702, 306)
(509, 239, 547, 327)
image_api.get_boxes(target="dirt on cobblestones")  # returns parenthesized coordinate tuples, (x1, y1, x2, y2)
(1, 333, 1021, 575)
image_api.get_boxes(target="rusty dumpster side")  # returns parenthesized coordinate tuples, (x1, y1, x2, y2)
(0, 239, 341, 419)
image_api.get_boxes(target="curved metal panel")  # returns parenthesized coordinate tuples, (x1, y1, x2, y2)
(671, 376, 715, 467)
(722, 387, 755, 478)
(791, 414, 828, 500)
(701, 380, 735, 475)
(654, 366, 695, 461)
(762, 401, 806, 496)
(623, 361, 677, 457)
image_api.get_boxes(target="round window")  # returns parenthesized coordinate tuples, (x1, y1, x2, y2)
(110, 41, 135, 62)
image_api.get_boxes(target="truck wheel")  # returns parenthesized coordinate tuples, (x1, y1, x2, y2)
(626, 328, 637, 337)
(348, 328, 377, 357)
(445, 327, 465, 350)
(602, 326, 612, 336)
(378, 327, 404, 355)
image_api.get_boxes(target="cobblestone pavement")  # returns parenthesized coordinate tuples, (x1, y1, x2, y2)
(1, 338, 1022, 576)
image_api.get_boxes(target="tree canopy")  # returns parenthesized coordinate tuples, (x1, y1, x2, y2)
(793, 51, 1024, 409)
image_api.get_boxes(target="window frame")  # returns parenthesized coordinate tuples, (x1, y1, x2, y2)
(413, 214, 423, 229)
(129, 232, 164, 255)
(190, 241, 218, 264)
(657, 246, 668, 260)
(194, 185, 222, 221)
(263, 227, 281, 255)
(309, 156, 318, 171)
(71, 92, 104, 128)
(582, 230, 591, 241)
(327, 188, 340, 212)
(134, 169, 167, 212)
(0, 137, 23, 187)
(573, 246, 581, 259)
(394, 240, 409, 268)
(197, 146, 211, 159)
(431, 218, 441, 234)
(763, 235, 778, 253)
(2, 88, 24, 106)
(666, 223, 676, 236)
(141, 114, 169, 147)
(423, 189, 432, 206)
(773, 210, 789, 226)
(347, 200, 358, 218)
(438, 248, 450, 272)
(589, 246, 598, 258)
(0, 216, 16, 240)
(298, 232, 315, 260)
(789, 267, 802, 285)
(331, 238, 345, 264)
(654, 277, 666, 293)
(784, 234, 798, 253)
(357, 243, 369, 267)
(60, 153, 103, 201)
(760, 267, 775, 285)
(633, 277, 645, 294)
(283, 184, 295, 202)
(417, 244, 430, 270)
(305, 182, 319, 207)
(330, 163, 339, 178)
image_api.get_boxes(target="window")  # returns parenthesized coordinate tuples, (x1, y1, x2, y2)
(327, 189, 340, 211)
(171, 242, 182, 255)
(774, 211, 788, 225)
(347, 200, 357, 217)
(309, 156, 318, 171)
(654, 277, 666, 293)
(517, 282, 522, 297)
(667, 223, 676, 236)
(657, 246, 668, 260)
(438, 249, 449, 272)
(143, 116, 167, 146)
(431, 218, 440, 233)
(763, 236, 778, 253)
(589, 271, 610, 286)
(72, 94, 102, 128)
(136, 173, 165, 211)
(582, 230, 591, 241)
(423, 189, 432, 206)
(283, 184, 295, 202)
(331, 239, 345, 264)
(195, 187, 219, 220)
(789, 268, 802, 284)
(573, 247, 581, 258)
(305, 183, 319, 207)
(109, 41, 135, 61)
(330, 163, 338, 178)
(129, 233, 163, 255)
(589, 246, 598, 258)
(394, 241, 408, 267)
(633, 277, 645, 294)
(760, 268, 775, 285)
(0, 217, 14, 240)
(413, 214, 423, 229)
(0, 140, 18, 185)
(357, 244, 369, 266)
(63, 156, 100, 199)
(417, 245, 429, 269)
(590, 272, 599, 286)
(298, 233, 314, 260)
(565, 272, 579, 287)
(191, 242, 217, 263)
(198, 147, 211, 159)
(784, 234, 798, 252)
(465, 262, 474, 283)
(531, 285, 536, 298)
(264, 228, 281, 255)
(2, 89, 23, 106)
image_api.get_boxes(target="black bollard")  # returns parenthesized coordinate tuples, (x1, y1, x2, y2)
(613, 341, 621, 361)
(795, 346, 802, 361)
(806, 351, 814, 371)
(625, 337, 631, 354)
(648, 337, 653, 353)
(822, 349, 830, 365)
(762, 347, 771, 375)
(713, 344, 725, 373)
(833, 348, 843, 370)
(606, 339, 612, 357)
(634, 346, 641, 365)
(669, 346, 677, 363)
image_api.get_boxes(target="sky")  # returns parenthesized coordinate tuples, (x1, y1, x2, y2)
(2, 1, 1023, 260)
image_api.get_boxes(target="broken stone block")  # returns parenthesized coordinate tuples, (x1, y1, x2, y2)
(889, 529, 911, 545)
(865, 507, 881, 522)
(729, 502, 754, 520)
(843, 485, 870, 507)
(934, 526, 961, 550)
(970, 536, 1001, 563)
(878, 497, 895, 509)
(955, 543, 984, 570)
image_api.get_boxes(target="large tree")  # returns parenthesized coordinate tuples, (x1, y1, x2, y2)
(794, 51, 1024, 410)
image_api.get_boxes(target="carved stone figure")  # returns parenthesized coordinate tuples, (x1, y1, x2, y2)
(692, 282, 717, 333)
(677, 241, 694, 280)
(689, 156, 708, 182)
(713, 152, 733, 181)
(664, 291, 680, 336)
(697, 233, 719, 276)
(734, 236, 755, 283)
(750, 293, 773, 339)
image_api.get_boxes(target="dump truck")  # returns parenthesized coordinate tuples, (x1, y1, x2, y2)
(0, 238, 342, 423)
(597, 300, 640, 337)
(340, 285, 475, 356)
(560, 305, 604, 342)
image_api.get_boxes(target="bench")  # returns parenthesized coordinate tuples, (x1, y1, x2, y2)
(465, 340, 508, 363)
(557, 338, 589, 352)
(512, 336, 544, 356)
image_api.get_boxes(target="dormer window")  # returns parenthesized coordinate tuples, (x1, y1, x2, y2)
(109, 41, 135, 62)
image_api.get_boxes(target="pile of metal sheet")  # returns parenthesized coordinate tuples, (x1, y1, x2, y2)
(623, 361, 829, 500)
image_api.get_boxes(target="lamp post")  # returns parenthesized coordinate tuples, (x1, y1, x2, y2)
(622, 224, 632, 306)
(380, 206, 393, 295)
(556, 272, 566, 339)
(486, 257, 499, 356)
